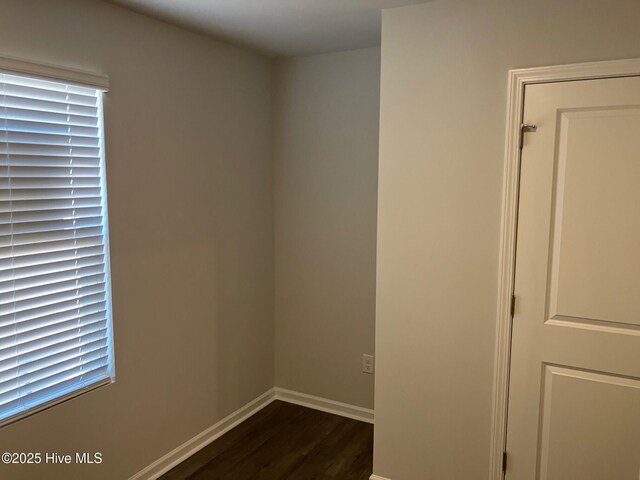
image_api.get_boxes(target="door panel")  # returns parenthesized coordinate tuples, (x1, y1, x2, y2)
(506, 76, 640, 480)
(539, 366, 640, 480)
(550, 108, 640, 327)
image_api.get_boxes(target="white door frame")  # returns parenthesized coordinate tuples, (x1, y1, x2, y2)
(489, 57, 640, 480)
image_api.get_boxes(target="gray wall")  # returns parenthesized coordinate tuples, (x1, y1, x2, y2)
(373, 0, 640, 479)
(0, 0, 274, 478)
(273, 48, 380, 409)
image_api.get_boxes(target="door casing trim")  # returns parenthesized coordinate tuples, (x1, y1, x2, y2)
(490, 57, 640, 480)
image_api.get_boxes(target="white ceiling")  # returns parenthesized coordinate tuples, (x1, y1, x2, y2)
(108, 0, 431, 57)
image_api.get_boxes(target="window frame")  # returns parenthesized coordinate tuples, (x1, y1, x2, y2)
(0, 55, 114, 428)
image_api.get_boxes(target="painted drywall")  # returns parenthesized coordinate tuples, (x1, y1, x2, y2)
(374, 0, 640, 479)
(274, 48, 380, 409)
(0, 1, 273, 478)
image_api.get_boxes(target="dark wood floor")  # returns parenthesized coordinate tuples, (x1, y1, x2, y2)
(159, 400, 373, 480)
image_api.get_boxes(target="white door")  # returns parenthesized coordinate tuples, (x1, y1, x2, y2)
(506, 75, 640, 480)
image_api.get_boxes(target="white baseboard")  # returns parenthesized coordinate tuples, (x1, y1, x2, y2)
(370, 476, 392, 480)
(128, 388, 277, 480)
(274, 387, 374, 424)
(129, 387, 374, 480)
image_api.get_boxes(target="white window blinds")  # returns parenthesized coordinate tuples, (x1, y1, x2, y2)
(0, 70, 114, 426)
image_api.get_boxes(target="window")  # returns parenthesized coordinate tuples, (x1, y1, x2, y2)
(0, 60, 114, 427)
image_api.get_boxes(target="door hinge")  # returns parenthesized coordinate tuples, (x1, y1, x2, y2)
(519, 123, 538, 149)
(510, 294, 516, 318)
(502, 451, 508, 473)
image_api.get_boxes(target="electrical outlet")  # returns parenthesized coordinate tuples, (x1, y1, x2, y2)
(362, 354, 375, 374)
